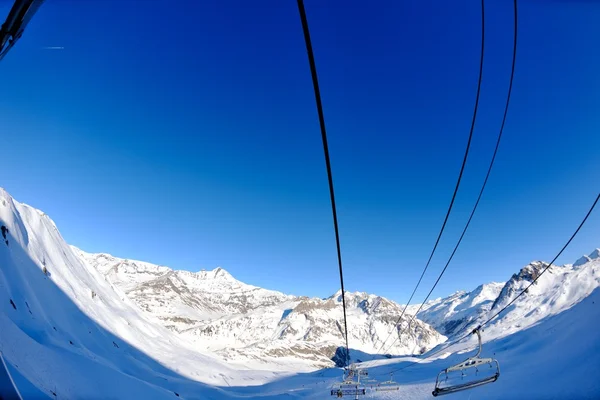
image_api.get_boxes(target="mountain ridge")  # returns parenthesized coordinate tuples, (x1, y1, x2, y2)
(72, 246, 446, 367)
(3, 186, 599, 373)
(415, 249, 600, 342)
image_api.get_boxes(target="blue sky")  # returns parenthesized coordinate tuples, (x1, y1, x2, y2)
(1, 0, 599, 304)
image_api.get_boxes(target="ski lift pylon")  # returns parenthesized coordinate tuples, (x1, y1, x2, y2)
(432, 327, 500, 397)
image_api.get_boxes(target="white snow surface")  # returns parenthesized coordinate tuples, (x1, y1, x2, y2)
(415, 255, 600, 343)
(411, 282, 505, 336)
(72, 249, 445, 368)
(481, 257, 600, 341)
(1, 187, 599, 399)
(347, 285, 600, 400)
(0, 188, 292, 399)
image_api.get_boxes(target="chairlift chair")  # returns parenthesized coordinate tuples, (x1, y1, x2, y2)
(432, 327, 500, 397)
(330, 381, 367, 397)
(330, 367, 367, 397)
(375, 373, 400, 392)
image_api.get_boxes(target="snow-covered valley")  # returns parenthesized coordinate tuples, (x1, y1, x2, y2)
(1, 187, 599, 399)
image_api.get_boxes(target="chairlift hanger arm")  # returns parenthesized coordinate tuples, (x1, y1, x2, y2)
(445, 327, 486, 372)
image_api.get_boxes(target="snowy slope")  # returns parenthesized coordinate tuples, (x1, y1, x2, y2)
(74, 249, 446, 367)
(71, 248, 294, 330)
(414, 282, 505, 336)
(482, 254, 600, 340)
(407, 251, 600, 346)
(343, 285, 600, 399)
(2, 186, 599, 399)
(156, 285, 600, 400)
(0, 188, 296, 399)
(204, 290, 445, 369)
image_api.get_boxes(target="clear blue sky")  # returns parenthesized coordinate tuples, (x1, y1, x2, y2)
(1, 0, 598, 304)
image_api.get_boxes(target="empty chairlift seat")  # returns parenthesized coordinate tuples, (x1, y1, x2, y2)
(330, 381, 366, 397)
(330, 366, 367, 397)
(375, 373, 400, 392)
(433, 327, 500, 397)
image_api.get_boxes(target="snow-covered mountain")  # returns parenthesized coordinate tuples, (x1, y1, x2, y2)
(71, 248, 295, 333)
(71, 237, 600, 370)
(413, 282, 505, 336)
(2, 186, 599, 399)
(0, 188, 291, 400)
(482, 254, 600, 339)
(414, 250, 600, 342)
(73, 249, 445, 367)
(351, 285, 600, 400)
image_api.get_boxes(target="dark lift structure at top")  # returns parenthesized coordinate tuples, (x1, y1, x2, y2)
(0, 0, 45, 61)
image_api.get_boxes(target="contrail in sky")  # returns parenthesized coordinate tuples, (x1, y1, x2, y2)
(42, 46, 64, 50)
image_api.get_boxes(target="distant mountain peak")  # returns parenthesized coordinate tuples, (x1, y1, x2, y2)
(515, 261, 550, 282)
(179, 266, 234, 280)
(72, 246, 445, 360)
(4, 187, 599, 375)
(573, 249, 600, 267)
(327, 289, 369, 301)
(574, 255, 592, 267)
(211, 266, 232, 280)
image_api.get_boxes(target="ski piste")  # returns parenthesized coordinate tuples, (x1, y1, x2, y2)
(0, 351, 23, 400)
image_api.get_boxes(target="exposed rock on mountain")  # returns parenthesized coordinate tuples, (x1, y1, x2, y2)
(73, 249, 446, 367)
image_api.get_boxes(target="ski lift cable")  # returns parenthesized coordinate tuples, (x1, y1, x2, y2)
(366, 334, 470, 380)
(479, 191, 600, 329)
(374, 190, 599, 378)
(380, 327, 483, 378)
(377, 0, 487, 356)
(296, 0, 351, 367)
(383, 0, 518, 356)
